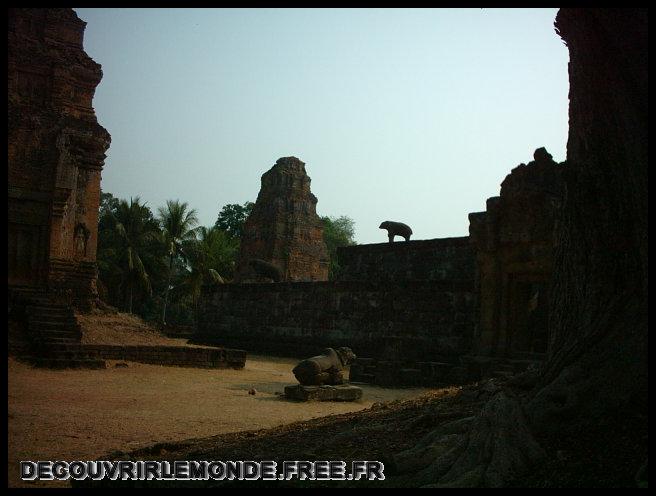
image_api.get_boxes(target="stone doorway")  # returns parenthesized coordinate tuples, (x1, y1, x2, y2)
(506, 275, 549, 354)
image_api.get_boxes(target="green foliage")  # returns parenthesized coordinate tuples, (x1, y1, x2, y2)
(321, 215, 356, 279)
(157, 200, 200, 324)
(214, 202, 254, 239)
(174, 226, 238, 306)
(97, 196, 166, 314)
(99, 191, 119, 219)
(96, 193, 354, 324)
(97, 195, 245, 326)
(157, 200, 199, 259)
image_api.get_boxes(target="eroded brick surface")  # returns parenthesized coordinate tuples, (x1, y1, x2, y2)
(236, 157, 329, 282)
(8, 8, 111, 310)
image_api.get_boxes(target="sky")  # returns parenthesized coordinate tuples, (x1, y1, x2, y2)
(74, 8, 569, 244)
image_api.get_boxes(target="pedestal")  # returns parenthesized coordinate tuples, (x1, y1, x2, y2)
(284, 384, 363, 402)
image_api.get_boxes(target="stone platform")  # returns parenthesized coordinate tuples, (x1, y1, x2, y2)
(284, 384, 363, 402)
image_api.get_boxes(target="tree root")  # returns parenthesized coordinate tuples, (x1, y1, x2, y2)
(388, 415, 474, 476)
(390, 390, 545, 487)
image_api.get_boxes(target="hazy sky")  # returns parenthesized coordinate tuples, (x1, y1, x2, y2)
(75, 8, 569, 244)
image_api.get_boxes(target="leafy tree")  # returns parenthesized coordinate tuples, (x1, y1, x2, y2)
(99, 191, 119, 219)
(100, 197, 164, 314)
(214, 202, 254, 239)
(175, 226, 239, 308)
(157, 200, 199, 325)
(321, 215, 356, 279)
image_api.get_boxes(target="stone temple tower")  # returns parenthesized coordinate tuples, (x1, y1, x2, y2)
(8, 8, 111, 310)
(236, 157, 329, 282)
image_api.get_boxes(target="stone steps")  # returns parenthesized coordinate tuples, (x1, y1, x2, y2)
(29, 328, 79, 336)
(28, 324, 80, 335)
(26, 303, 72, 311)
(29, 334, 81, 342)
(28, 324, 80, 334)
(26, 302, 82, 344)
(28, 316, 77, 323)
(10, 289, 107, 370)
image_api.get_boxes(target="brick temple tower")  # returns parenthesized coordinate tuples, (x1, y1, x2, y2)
(8, 8, 111, 310)
(236, 157, 329, 282)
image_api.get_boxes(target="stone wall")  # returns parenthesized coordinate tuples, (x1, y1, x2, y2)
(8, 8, 111, 310)
(336, 236, 475, 282)
(195, 152, 563, 370)
(196, 279, 476, 361)
(82, 344, 247, 369)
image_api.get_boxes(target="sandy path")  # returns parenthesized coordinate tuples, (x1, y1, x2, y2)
(8, 355, 428, 488)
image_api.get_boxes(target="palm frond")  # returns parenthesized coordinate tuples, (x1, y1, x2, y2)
(207, 269, 225, 284)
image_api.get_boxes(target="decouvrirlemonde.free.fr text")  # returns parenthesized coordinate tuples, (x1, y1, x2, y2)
(21, 460, 385, 481)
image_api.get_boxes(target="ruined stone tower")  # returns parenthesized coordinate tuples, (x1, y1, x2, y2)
(8, 8, 111, 310)
(468, 148, 564, 356)
(236, 157, 329, 282)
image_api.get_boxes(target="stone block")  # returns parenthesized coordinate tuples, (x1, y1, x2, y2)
(374, 360, 398, 387)
(284, 384, 363, 402)
(348, 362, 365, 381)
(447, 366, 469, 384)
(418, 361, 453, 379)
(399, 368, 422, 387)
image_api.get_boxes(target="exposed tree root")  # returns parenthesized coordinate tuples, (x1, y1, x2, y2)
(390, 389, 545, 487)
(388, 415, 474, 476)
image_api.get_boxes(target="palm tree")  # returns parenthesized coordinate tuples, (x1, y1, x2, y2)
(109, 197, 163, 313)
(157, 200, 199, 325)
(176, 226, 238, 307)
(196, 225, 239, 281)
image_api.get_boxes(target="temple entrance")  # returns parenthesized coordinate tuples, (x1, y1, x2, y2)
(506, 275, 549, 354)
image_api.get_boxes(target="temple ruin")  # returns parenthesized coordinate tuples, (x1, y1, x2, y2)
(469, 147, 564, 356)
(197, 148, 562, 386)
(8, 8, 565, 384)
(8, 8, 111, 311)
(6, 8, 247, 371)
(235, 156, 330, 282)
(8, 7, 645, 487)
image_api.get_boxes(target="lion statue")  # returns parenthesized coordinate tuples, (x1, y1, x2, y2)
(292, 347, 357, 386)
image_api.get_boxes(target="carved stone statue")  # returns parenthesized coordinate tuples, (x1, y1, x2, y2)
(74, 223, 90, 259)
(248, 258, 284, 282)
(379, 220, 413, 243)
(293, 347, 357, 386)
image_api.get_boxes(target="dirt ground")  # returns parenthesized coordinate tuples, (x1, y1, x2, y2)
(77, 311, 192, 346)
(7, 355, 430, 488)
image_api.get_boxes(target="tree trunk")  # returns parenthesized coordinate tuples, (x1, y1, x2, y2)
(162, 253, 173, 325)
(527, 5, 647, 428)
(392, 8, 647, 487)
(128, 281, 133, 315)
